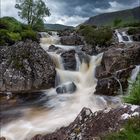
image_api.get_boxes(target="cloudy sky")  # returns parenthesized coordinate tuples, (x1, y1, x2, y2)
(1, 0, 139, 26)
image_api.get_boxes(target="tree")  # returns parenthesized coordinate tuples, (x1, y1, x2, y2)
(15, 0, 50, 28)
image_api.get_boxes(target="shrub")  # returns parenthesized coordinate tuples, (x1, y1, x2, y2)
(127, 27, 140, 35)
(21, 30, 38, 41)
(0, 17, 22, 32)
(102, 117, 140, 140)
(7, 32, 21, 42)
(124, 74, 140, 105)
(0, 29, 22, 45)
(0, 29, 9, 45)
(113, 18, 122, 27)
(78, 25, 112, 47)
(0, 19, 9, 29)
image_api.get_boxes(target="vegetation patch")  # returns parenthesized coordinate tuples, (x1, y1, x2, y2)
(102, 117, 140, 140)
(0, 17, 39, 45)
(78, 25, 112, 47)
(124, 74, 140, 105)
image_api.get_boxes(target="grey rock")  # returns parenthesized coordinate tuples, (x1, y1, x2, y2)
(56, 82, 77, 94)
(31, 104, 140, 140)
(0, 40, 56, 93)
(60, 35, 84, 45)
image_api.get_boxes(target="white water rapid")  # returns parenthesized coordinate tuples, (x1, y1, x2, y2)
(1, 32, 122, 140)
(115, 29, 132, 43)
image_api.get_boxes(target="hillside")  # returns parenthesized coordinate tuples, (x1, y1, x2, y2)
(45, 23, 74, 31)
(84, 6, 140, 26)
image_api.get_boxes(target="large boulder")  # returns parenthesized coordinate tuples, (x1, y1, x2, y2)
(61, 50, 76, 70)
(60, 35, 84, 45)
(31, 104, 140, 140)
(95, 66, 135, 95)
(100, 44, 140, 73)
(0, 40, 56, 93)
(95, 44, 140, 95)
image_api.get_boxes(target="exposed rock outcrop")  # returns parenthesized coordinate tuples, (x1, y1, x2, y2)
(60, 35, 84, 45)
(0, 40, 56, 93)
(95, 44, 140, 95)
(31, 104, 140, 140)
(61, 50, 76, 70)
(48, 45, 64, 54)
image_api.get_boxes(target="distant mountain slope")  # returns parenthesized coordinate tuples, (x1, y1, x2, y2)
(84, 6, 140, 26)
(45, 24, 74, 31)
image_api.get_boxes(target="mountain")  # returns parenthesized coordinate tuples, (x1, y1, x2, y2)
(44, 23, 74, 31)
(84, 6, 140, 26)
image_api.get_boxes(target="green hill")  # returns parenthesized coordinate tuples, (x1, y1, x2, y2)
(84, 6, 140, 26)
(45, 23, 74, 31)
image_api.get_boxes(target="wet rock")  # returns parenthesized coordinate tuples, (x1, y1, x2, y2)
(122, 36, 129, 41)
(31, 104, 140, 140)
(56, 82, 77, 94)
(100, 44, 140, 73)
(77, 51, 90, 64)
(58, 29, 74, 37)
(48, 45, 63, 54)
(0, 40, 56, 93)
(60, 35, 84, 45)
(61, 50, 76, 70)
(95, 77, 121, 96)
(95, 44, 140, 95)
(132, 34, 140, 42)
(95, 66, 135, 96)
(81, 44, 97, 55)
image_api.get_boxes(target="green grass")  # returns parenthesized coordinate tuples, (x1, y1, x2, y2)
(124, 74, 140, 105)
(102, 117, 140, 140)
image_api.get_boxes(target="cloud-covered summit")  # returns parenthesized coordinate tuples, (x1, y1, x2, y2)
(1, 0, 139, 26)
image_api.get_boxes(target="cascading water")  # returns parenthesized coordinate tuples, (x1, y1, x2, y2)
(1, 32, 122, 140)
(115, 29, 132, 43)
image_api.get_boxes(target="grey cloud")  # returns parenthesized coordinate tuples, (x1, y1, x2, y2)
(1, 0, 139, 26)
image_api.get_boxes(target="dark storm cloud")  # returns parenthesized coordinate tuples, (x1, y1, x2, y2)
(47, 0, 139, 17)
(1, 0, 139, 26)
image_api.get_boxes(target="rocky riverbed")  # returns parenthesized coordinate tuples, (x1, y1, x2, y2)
(0, 28, 140, 140)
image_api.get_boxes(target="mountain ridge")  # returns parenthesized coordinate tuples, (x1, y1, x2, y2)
(83, 6, 140, 26)
(44, 23, 74, 31)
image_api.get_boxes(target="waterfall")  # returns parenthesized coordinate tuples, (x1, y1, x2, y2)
(1, 31, 122, 140)
(130, 65, 140, 81)
(115, 29, 132, 43)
